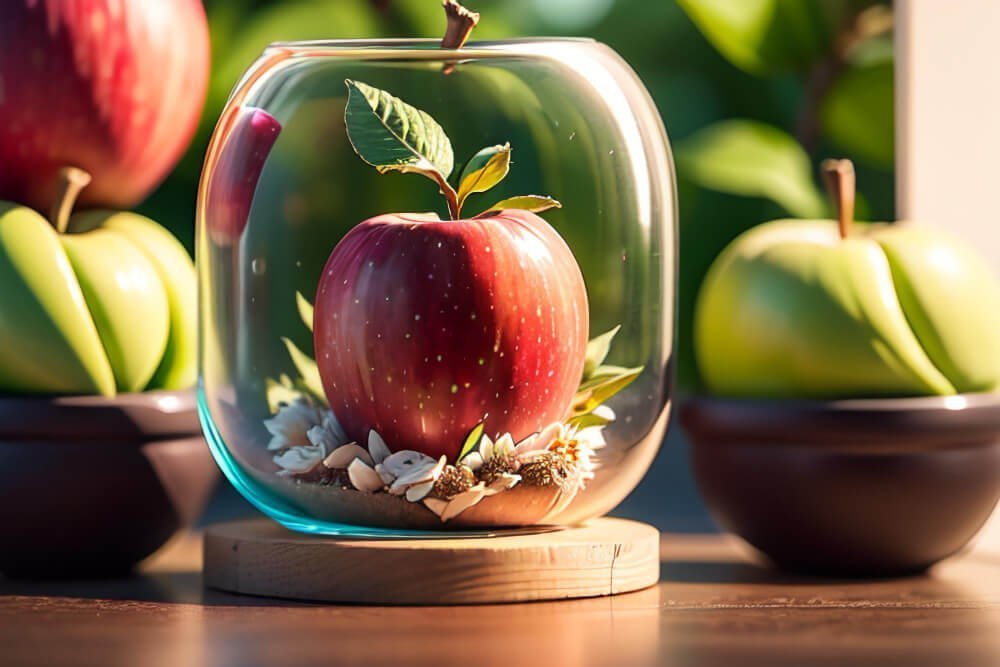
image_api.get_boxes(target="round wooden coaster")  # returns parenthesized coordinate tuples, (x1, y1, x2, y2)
(203, 518, 660, 605)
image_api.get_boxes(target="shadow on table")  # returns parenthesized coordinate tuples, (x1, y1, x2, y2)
(0, 570, 322, 607)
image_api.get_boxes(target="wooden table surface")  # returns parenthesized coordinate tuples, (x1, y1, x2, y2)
(2, 531, 999, 667)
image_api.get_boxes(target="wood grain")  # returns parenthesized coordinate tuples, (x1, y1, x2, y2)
(203, 518, 660, 604)
(2, 531, 1000, 667)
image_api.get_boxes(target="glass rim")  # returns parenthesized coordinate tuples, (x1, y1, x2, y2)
(265, 36, 597, 51)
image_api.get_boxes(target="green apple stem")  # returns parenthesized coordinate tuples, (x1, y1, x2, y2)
(821, 158, 855, 240)
(50, 167, 92, 234)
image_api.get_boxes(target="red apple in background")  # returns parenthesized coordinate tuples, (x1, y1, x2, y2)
(0, 0, 210, 211)
(314, 209, 589, 461)
(203, 107, 282, 246)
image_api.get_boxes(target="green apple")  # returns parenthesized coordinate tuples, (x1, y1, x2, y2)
(695, 159, 1000, 398)
(0, 167, 196, 396)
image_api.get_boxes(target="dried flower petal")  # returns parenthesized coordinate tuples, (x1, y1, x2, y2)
(307, 411, 350, 451)
(460, 451, 484, 471)
(439, 484, 489, 521)
(368, 430, 392, 464)
(374, 463, 396, 485)
(381, 450, 439, 479)
(389, 455, 447, 494)
(322, 443, 372, 469)
(264, 398, 323, 450)
(405, 480, 436, 502)
(347, 458, 384, 492)
(423, 483, 490, 521)
(273, 444, 325, 475)
(484, 472, 520, 493)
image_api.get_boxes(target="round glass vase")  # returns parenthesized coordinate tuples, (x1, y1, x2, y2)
(196, 38, 676, 536)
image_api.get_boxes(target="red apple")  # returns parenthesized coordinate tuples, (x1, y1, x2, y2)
(0, 0, 210, 211)
(203, 107, 282, 246)
(314, 209, 589, 461)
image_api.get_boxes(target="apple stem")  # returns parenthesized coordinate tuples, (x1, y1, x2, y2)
(50, 166, 92, 234)
(433, 171, 462, 220)
(821, 158, 855, 239)
(441, 0, 479, 49)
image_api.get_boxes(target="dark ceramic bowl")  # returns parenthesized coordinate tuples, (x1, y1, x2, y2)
(0, 390, 217, 578)
(681, 393, 1000, 576)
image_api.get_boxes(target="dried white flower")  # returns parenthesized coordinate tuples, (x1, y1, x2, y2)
(347, 458, 384, 492)
(380, 450, 439, 480)
(273, 445, 326, 476)
(306, 411, 350, 451)
(388, 455, 447, 496)
(264, 397, 324, 451)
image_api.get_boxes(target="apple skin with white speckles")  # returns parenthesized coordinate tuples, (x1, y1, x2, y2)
(314, 209, 589, 461)
(0, 0, 210, 211)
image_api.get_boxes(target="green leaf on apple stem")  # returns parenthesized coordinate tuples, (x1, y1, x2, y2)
(457, 144, 511, 212)
(583, 325, 621, 379)
(295, 292, 314, 333)
(457, 420, 486, 463)
(280, 336, 326, 404)
(344, 80, 455, 184)
(483, 195, 562, 215)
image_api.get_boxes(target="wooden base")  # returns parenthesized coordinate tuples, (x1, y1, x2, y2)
(203, 518, 659, 605)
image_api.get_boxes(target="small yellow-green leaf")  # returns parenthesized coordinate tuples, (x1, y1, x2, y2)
(344, 80, 454, 183)
(583, 326, 621, 379)
(296, 292, 314, 333)
(457, 144, 511, 212)
(573, 366, 643, 415)
(483, 195, 562, 215)
(566, 410, 614, 430)
(457, 420, 486, 462)
(281, 336, 325, 403)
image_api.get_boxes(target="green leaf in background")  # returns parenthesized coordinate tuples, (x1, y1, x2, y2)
(295, 292, 314, 333)
(677, 0, 839, 75)
(676, 119, 827, 218)
(280, 336, 325, 403)
(483, 195, 562, 215)
(821, 62, 894, 169)
(457, 144, 511, 213)
(583, 325, 621, 379)
(344, 79, 455, 183)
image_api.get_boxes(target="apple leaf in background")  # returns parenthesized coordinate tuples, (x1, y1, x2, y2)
(676, 119, 827, 218)
(676, 0, 839, 75)
(583, 325, 621, 379)
(266, 374, 322, 413)
(483, 195, 562, 215)
(295, 291, 314, 333)
(344, 79, 455, 183)
(280, 337, 326, 404)
(457, 143, 511, 213)
(821, 62, 894, 169)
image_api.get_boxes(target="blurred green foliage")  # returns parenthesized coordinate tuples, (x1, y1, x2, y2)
(138, 0, 894, 391)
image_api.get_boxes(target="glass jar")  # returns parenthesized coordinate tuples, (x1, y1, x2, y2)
(197, 38, 676, 535)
